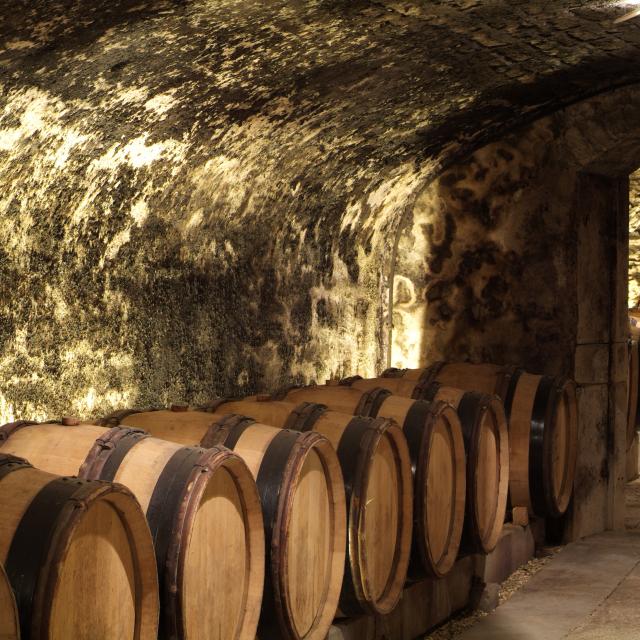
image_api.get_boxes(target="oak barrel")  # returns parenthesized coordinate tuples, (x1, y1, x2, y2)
(108, 410, 346, 640)
(388, 362, 578, 517)
(0, 423, 264, 640)
(0, 453, 159, 640)
(281, 385, 465, 578)
(381, 364, 511, 399)
(340, 377, 508, 554)
(0, 562, 19, 640)
(123, 400, 413, 616)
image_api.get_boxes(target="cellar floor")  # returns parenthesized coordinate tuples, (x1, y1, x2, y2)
(456, 480, 640, 640)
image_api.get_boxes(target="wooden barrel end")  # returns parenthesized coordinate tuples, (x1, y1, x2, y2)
(0, 454, 160, 640)
(408, 401, 466, 579)
(344, 418, 413, 616)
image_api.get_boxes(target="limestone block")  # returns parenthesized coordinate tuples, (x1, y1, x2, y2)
(478, 525, 534, 585)
(477, 583, 500, 613)
(574, 344, 609, 384)
(512, 507, 529, 527)
(611, 341, 630, 384)
(570, 384, 609, 538)
(328, 616, 378, 640)
(626, 434, 639, 482)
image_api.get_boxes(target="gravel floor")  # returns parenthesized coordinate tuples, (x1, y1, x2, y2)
(424, 552, 558, 640)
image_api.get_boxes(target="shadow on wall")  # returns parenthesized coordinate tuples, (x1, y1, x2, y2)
(390, 85, 640, 377)
(2, 0, 640, 421)
(630, 170, 640, 308)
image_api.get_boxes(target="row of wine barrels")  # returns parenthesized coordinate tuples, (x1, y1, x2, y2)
(0, 453, 159, 640)
(114, 404, 412, 617)
(382, 362, 578, 518)
(336, 377, 509, 554)
(302, 379, 507, 554)
(0, 563, 19, 640)
(271, 385, 466, 578)
(101, 412, 346, 640)
(0, 422, 264, 640)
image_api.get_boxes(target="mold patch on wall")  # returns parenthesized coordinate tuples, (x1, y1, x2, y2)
(630, 170, 640, 308)
(0, 1, 441, 420)
(391, 86, 640, 375)
(1, 0, 640, 420)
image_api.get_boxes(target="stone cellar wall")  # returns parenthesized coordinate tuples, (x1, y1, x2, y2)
(630, 171, 640, 308)
(391, 87, 640, 377)
(1, 0, 640, 422)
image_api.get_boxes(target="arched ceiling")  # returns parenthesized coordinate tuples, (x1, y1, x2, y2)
(1, 0, 640, 418)
(2, 0, 640, 171)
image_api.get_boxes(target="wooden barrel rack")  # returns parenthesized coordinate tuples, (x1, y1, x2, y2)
(338, 376, 509, 554)
(280, 385, 466, 579)
(382, 362, 578, 518)
(103, 410, 346, 640)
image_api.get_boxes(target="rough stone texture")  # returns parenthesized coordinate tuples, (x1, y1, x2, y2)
(390, 91, 638, 538)
(1, 1, 640, 420)
(625, 476, 640, 530)
(391, 90, 640, 373)
(630, 171, 640, 307)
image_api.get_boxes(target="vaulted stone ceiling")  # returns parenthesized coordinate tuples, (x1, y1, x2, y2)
(1, 0, 640, 419)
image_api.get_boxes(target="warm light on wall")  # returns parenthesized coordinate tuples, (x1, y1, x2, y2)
(614, 1, 640, 23)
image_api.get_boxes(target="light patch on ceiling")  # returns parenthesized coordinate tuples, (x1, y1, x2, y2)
(115, 85, 149, 105)
(145, 91, 178, 117)
(130, 198, 149, 226)
(0, 89, 51, 150)
(51, 130, 89, 169)
(613, 0, 640, 22)
(185, 208, 203, 229)
(0, 394, 15, 424)
(94, 135, 186, 170)
(104, 227, 131, 261)
(4, 40, 36, 50)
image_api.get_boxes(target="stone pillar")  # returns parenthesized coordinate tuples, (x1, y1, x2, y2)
(571, 172, 629, 539)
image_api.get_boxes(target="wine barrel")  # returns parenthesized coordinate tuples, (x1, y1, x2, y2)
(341, 377, 508, 550)
(279, 385, 465, 578)
(117, 403, 412, 617)
(0, 563, 19, 640)
(380, 364, 514, 400)
(0, 423, 264, 640)
(339, 377, 508, 554)
(0, 453, 159, 640)
(104, 411, 346, 640)
(387, 362, 578, 518)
